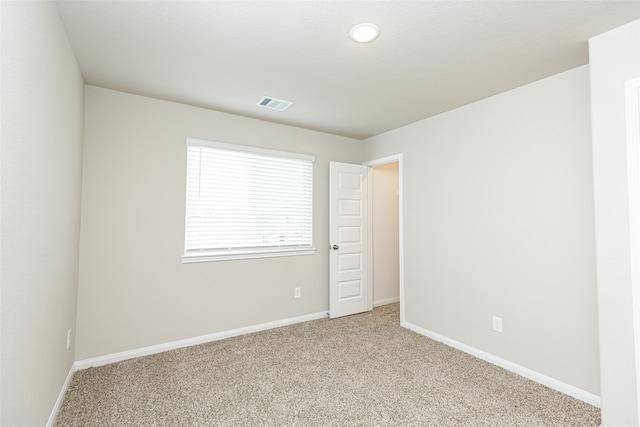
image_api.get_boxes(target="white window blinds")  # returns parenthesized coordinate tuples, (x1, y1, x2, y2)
(183, 138, 315, 261)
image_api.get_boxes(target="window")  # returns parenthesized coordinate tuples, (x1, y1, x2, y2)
(182, 138, 316, 262)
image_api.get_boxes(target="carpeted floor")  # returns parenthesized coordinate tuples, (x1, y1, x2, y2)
(55, 304, 600, 426)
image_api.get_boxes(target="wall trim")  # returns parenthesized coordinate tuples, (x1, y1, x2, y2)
(374, 297, 400, 307)
(402, 320, 602, 408)
(46, 363, 76, 427)
(75, 311, 328, 370)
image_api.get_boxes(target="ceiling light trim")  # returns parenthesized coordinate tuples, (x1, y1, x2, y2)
(349, 23, 380, 43)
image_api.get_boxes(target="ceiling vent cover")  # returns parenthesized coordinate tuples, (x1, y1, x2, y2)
(257, 96, 293, 112)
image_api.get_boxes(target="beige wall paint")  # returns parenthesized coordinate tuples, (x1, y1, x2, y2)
(76, 86, 363, 359)
(0, 1, 85, 425)
(372, 162, 400, 305)
(589, 19, 640, 427)
(365, 65, 599, 395)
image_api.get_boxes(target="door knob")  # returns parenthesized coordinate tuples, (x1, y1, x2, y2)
(332, 244, 339, 250)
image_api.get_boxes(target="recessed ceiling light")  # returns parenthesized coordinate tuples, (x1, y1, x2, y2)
(349, 23, 380, 43)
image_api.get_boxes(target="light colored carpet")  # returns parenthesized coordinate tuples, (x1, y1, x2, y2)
(55, 304, 600, 426)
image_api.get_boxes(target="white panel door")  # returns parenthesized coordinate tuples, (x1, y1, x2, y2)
(329, 161, 369, 319)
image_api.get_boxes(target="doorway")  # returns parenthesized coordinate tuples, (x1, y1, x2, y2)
(365, 155, 404, 325)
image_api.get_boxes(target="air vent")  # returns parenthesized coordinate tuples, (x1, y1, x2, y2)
(256, 96, 293, 112)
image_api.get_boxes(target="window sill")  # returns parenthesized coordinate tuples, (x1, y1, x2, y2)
(181, 247, 317, 263)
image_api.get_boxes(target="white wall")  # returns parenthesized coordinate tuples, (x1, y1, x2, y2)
(76, 86, 363, 360)
(0, 1, 85, 425)
(365, 65, 600, 396)
(372, 162, 400, 305)
(589, 19, 640, 427)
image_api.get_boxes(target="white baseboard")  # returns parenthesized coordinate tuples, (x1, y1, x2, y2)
(402, 320, 601, 408)
(75, 311, 328, 370)
(374, 296, 400, 307)
(46, 363, 76, 427)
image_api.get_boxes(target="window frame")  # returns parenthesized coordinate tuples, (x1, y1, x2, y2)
(181, 138, 317, 263)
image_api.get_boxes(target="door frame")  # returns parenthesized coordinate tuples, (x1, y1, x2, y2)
(625, 76, 640, 421)
(364, 154, 405, 326)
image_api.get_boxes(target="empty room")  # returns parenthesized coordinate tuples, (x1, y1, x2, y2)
(2, 1, 640, 426)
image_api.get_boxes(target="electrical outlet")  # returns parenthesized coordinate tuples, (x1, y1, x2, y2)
(492, 316, 503, 333)
(66, 329, 72, 350)
(294, 287, 301, 299)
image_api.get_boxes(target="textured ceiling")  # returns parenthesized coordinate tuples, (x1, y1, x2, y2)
(54, 1, 640, 139)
